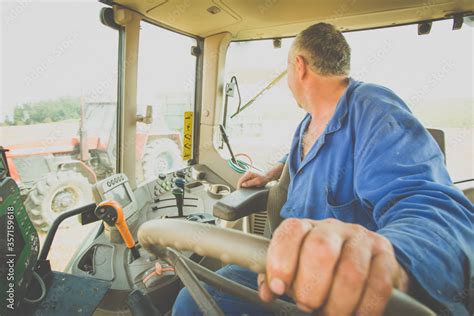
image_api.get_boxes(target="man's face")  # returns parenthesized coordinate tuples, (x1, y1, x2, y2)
(287, 55, 295, 94)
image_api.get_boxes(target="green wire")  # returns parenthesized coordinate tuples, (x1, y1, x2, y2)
(227, 159, 250, 174)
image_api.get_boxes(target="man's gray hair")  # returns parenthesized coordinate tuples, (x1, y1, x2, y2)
(292, 23, 351, 76)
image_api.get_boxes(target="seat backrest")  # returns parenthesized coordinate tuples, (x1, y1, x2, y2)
(427, 128, 446, 162)
(265, 162, 290, 235)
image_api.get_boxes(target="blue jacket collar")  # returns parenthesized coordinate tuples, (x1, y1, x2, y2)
(326, 77, 359, 134)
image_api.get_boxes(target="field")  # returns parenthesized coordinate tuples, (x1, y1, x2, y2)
(0, 120, 79, 146)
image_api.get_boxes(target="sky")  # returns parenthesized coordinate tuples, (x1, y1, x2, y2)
(1, 1, 119, 120)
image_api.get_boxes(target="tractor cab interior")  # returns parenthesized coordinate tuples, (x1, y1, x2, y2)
(0, 0, 472, 315)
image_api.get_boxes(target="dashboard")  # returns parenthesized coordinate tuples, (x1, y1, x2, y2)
(69, 164, 233, 313)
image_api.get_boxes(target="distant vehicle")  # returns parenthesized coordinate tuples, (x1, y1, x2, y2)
(5, 101, 182, 231)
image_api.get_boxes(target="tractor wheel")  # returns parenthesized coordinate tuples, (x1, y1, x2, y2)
(25, 170, 93, 232)
(142, 139, 182, 182)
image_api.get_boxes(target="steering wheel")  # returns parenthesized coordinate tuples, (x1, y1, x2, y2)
(138, 219, 435, 316)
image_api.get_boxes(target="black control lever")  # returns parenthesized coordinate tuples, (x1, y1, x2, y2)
(174, 177, 186, 200)
(38, 203, 97, 265)
(174, 177, 185, 189)
(175, 170, 186, 179)
(219, 125, 237, 163)
(172, 187, 185, 217)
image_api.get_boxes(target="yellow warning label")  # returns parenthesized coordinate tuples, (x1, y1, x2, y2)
(182, 111, 193, 160)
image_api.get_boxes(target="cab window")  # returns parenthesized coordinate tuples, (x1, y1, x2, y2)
(223, 20, 473, 183)
(0, 1, 119, 270)
(136, 21, 197, 184)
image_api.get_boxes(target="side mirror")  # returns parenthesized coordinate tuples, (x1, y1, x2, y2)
(137, 105, 153, 124)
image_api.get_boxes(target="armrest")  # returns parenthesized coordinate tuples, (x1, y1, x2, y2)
(213, 187, 269, 221)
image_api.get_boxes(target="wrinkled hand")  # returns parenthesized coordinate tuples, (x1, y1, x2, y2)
(258, 218, 410, 316)
(237, 171, 272, 188)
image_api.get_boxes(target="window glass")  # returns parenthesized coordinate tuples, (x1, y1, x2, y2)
(136, 21, 197, 184)
(224, 39, 305, 171)
(344, 20, 473, 182)
(224, 20, 473, 182)
(1, 1, 119, 271)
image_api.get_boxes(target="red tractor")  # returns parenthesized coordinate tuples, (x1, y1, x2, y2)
(4, 101, 183, 231)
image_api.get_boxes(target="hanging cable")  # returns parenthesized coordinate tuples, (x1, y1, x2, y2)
(226, 153, 264, 174)
(220, 124, 256, 174)
(227, 158, 250, 174)
(23, 271, 47, 304)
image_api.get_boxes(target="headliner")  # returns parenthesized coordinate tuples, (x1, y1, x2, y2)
(111, 0, 473, 39)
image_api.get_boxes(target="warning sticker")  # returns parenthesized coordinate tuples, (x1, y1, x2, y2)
(182, 111, 193, 160)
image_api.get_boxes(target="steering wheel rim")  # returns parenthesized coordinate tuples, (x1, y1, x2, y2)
(138, 219, 435, 316)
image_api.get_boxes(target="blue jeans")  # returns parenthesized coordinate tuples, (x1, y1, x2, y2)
(172, 264, 276, 316)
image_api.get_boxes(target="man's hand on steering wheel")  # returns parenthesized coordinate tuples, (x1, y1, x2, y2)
(258, 218, 411, 316)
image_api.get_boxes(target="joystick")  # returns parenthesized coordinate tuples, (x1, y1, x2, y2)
(95, 200, 140, 259)
(174, 177, 186, 197)
(174, 177, 186, 190)
(172, 187, 184, 217)
(175, 170, 186, 179)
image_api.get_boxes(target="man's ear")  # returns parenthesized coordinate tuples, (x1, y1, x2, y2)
(295, 55, 307, 80)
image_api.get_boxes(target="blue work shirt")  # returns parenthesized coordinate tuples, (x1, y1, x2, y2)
(280, 78, 473, 315)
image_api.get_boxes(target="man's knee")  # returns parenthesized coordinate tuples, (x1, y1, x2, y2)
(172, 287, 200, 316)
(172, 265, 259, 315)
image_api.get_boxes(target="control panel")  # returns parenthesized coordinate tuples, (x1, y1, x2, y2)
(69, 164, 233, 313)
(152, 168, 192, 197)
(93, 173, 137, 220)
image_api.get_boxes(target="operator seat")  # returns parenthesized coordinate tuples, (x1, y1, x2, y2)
(264, 161, 288, 235)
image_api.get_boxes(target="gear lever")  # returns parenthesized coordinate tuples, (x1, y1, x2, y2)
(175, 170, 186, 179)
(95, 200, 140, 259)
(174, 177, 186, 190)
(172, 187, 184, 217)
(174, 177, 186, 199)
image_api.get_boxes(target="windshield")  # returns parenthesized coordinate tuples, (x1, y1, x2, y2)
(223, 19, 473, 183)
(1, 1, 119, 271)
(135, 21, 197, 184)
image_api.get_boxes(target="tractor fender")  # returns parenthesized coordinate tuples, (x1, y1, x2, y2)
(136, 132, 182, 160)
(57, 160, 97, 184)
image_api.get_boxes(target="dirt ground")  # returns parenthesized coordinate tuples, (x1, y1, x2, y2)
(0, 121, 79, 146)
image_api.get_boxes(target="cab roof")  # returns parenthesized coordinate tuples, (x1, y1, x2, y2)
(111, 0, 473, 39)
